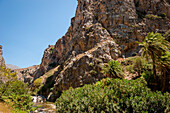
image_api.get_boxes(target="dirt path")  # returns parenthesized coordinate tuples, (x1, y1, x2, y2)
(0, 102, 12, 113)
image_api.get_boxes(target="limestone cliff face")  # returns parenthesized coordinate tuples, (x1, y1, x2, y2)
(19, 0, 169, 99)
(0, 45, 5, 67)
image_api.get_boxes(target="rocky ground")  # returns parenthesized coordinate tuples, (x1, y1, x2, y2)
(33, 102, 56, 113)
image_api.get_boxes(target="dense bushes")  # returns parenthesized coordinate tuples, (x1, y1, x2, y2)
(56, 78, 170, 113)
(0, 66, 33, 112)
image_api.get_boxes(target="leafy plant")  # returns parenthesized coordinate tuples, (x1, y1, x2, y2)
(138, 32, 169, 80)
(137, 32, 169, 91)
(103, 60, 124, 78)
(50, 47, 54, 53)
(145, 14, 161, 19)
(0, 66, 33, 112)
(56, 78, 170, 113)
(164, 30, 170, 42)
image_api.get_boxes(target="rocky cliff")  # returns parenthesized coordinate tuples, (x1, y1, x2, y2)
(0, 45, 5, 67)
(17, 0, 170, 100)
(14, 65, 40, 83)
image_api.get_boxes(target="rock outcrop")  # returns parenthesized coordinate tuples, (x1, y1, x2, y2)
(17, 0, 170, 100)
(6, 64, 20, 70)
(0, 45, 5, 66)
(14, 65, 40, 83)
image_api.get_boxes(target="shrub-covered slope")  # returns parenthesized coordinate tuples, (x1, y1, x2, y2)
(56, 78, 170, 113)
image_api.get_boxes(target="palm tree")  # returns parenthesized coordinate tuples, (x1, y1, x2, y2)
(103, 60, 124, 78)
(138, 32, 169, 81)
(157, 51, 170, 92)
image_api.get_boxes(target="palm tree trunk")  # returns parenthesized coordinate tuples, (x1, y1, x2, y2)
(161, 69, 166, 92)
(151, 52, 158, 91)
(151, 52, 157, 80)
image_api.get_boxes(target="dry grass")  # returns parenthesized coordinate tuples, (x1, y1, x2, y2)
(0, 102, 12, 113)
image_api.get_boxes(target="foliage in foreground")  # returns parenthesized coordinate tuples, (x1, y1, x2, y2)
(56, 78, 170, 113)
(0, 66, 34, 112)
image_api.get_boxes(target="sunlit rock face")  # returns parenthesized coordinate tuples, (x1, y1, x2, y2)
(0, 45, 5, 67)
(14, 65, 40, 84)
(16, 0, 169, 100)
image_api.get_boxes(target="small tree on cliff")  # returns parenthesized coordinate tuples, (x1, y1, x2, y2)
(103, 60, 124, 78)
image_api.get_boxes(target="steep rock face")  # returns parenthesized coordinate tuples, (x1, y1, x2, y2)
(33, 0, 169, 99)
(0, 45, 5, 67)
(134, 0, 170, 18)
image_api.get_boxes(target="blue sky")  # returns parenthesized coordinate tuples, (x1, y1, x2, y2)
(0, 0, 78, 68)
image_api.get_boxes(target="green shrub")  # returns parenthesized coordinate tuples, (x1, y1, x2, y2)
(103, 60, 124, 78)
(124, 57, 152, 76)
(33, 78, 42, 88)
(89, 70, 97, 75)
(125, 65, 134, 73)
(142, 71, 154, 85)
(50, 47, 54, 53)
(0, 66, 33, 112)
(159, 13, 166, 19)
(164, 30, 170, 42)
(56, 78, 170, 113)
(145, 14, 161, 19)
(0, 80, 33, 112)
(89, 62, 93, 67)
(132, 57, 144, 76)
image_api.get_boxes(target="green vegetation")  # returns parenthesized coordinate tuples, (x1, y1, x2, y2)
(164, 30, 170, 42)
(88, 62, 93, 67)
(33, 78, 42, 88)
(138, 32, 169, 92)
(89, 70, 97, 75)
(31, 78, 43, 95)
(103, 60, 124, 78)
(55, 32, 169, 112)
(124, 56, 152, 75)
(56, 78, 170, 113)
(0, 66, 34, 112)
(50, 47, 54, 53)
(159, 13, 166, 19)
(145, 14, 161, 19)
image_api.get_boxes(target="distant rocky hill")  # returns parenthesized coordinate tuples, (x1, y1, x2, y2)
(0, 45, 5, 67)
(16, 0, 170, 101)
(6, 64, 20, 70)
(14, 65, 40, 83)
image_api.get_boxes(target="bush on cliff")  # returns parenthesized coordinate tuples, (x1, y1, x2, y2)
(103, 60, 124, 78)
(56, 78, 170, 113)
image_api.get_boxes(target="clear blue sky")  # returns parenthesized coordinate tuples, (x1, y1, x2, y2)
(0, 0, 78, 68)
